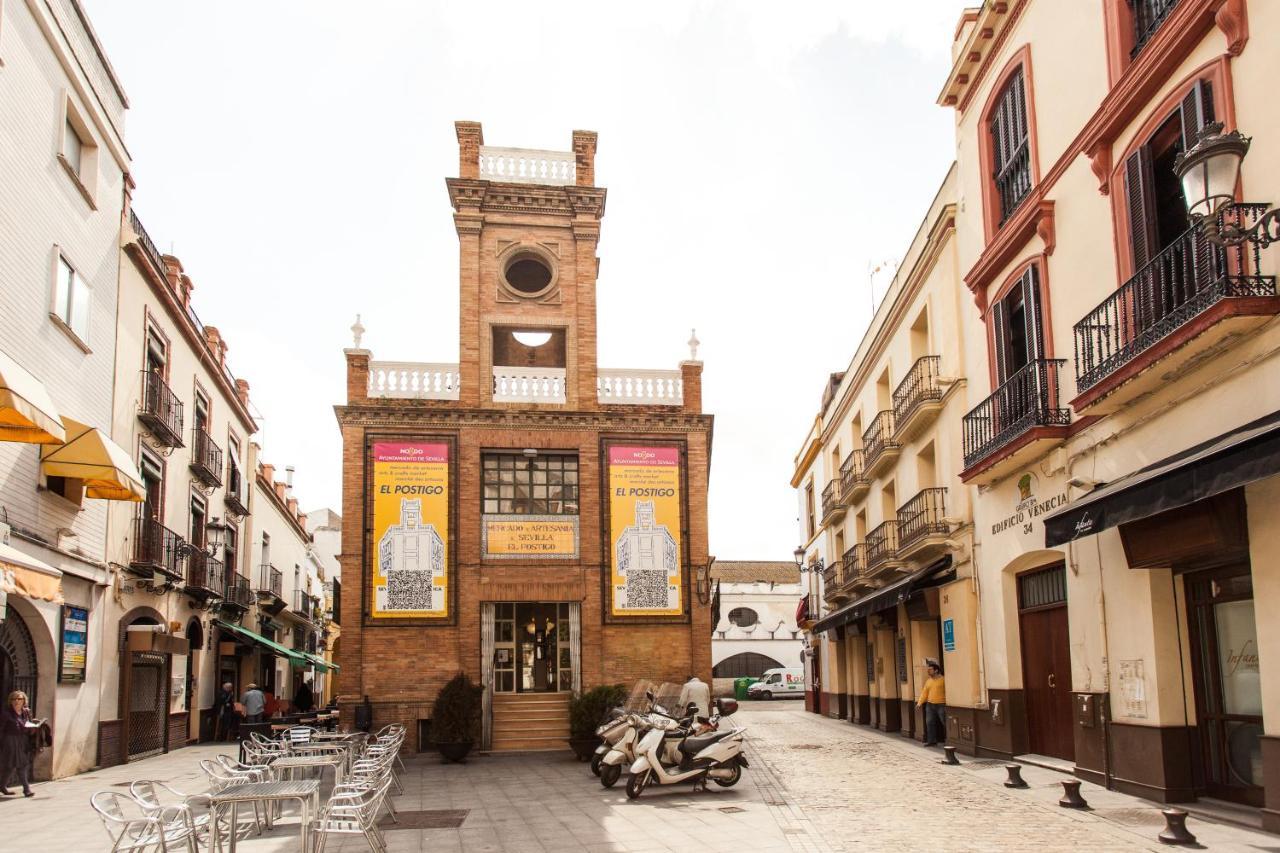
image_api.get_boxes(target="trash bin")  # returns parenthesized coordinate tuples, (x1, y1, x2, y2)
(734, 677, 759, 701)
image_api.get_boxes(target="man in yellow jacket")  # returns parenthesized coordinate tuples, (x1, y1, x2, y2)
(917, 658, 946, 747)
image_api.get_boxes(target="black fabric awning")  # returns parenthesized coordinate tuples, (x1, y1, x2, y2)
(1043, 409, 1280, 548)
(811, 556, 953, 634)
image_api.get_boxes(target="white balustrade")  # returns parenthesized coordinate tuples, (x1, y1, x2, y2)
(492, 367, 566, 403)
(596, 369, 683, 406)
(478, 146, 576, 186)
(367, 361, 460, 400)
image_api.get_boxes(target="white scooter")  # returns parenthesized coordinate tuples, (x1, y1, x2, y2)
(599, 706, 698, 789)
(625, 699, 747, 799)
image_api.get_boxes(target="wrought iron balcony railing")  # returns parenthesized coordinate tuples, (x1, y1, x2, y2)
(190, 428, 223, 488)
(130, 515, 186, 579)
(223, 572, 252, 610)
(1131, 0, 1182, 59)
(256, 564, 282, 599)
(225, 468, 249, 517)
(139, 370, 184, 448)
(184, 550, 225, 599)
(292, 589, 315, 618)
(897, 487, 949, 551)
(962, 359, 1070, 469)
(843, 544, 866, 585)
(822, 558, 843, 592)
(996, 139, 1032, 225)
(129, 210, 168, 279)
(1073, 205, 1276, 394)
(820, 479, 842, 521)
(892, 356, 943, 428)
(839, 448, 870, 502)
(862, 410, 899, 471)
(865, 521, 899, 572)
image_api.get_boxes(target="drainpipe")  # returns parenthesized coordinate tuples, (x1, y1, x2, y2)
(969, 534, 989, 711)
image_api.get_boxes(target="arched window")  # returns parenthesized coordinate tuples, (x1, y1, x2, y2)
(727, 607, 758, 628)
(0, 611, 39, 712)
(712, 652, 784, 679)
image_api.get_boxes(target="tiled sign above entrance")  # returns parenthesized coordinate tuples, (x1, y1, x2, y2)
(483, 516, 578, 558)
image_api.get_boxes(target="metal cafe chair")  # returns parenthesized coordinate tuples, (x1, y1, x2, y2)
(199, 759, 269, 832)
(129, 780, 225, 848)
(91, 790, 198, 853)
(215, 753, 272, 781)
(311, 775, 394, 853)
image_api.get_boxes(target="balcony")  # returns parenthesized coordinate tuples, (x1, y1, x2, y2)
(820, 479, 845, 525)
(138, 371, 184, 448)
(896, 487, 949, 562)
(1072, 206, 1278, 414)
(189, 428, 223, 488)
(892, 356, 945, 443)
(493, 366, 566, 404)
(962, 359, 1070, 485)
(597, 369, 683, 406)
(184, 551, 225, 601)
(291, 589, 317, 622)
(292, 624, 306, 651)
(1131, 0, 1182, 59)
(843, 544, 871, 592)
(862, 411, 901, 480)
(822, 557, 847, 604)
(129, 516, 186, 580)
(865, 521, 903, 577)
(839, 450, 869, 506)
(256, 564, 283, 601)
(221, 572, 252, 612)
(479, 145, 575, 186)
(224, 468, 250, 517)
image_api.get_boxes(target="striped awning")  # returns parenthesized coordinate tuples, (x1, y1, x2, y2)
(0, 540, 64, 604)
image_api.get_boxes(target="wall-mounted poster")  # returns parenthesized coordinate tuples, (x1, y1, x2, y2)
(608, 446, 682, 616)
(371, 442, 449, 619)
(59, 604, 88, 682)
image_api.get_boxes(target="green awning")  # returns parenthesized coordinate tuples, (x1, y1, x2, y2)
(215, 619, 309, 666)
(301, 651, 339, 672)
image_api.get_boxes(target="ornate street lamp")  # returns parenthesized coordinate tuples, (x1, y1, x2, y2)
(1174, 122, 1279, 247)
(792, 545, 823, 574)
(205, 517, 228, 557)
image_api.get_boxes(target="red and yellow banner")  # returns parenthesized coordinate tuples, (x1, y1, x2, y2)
(371, 442, 449, 618)
(608, 446, 682, 616)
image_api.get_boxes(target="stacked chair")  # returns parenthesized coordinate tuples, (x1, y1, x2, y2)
(311, 724, 405, 852)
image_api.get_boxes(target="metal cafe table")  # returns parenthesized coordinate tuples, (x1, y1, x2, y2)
(271, 751, 346, 785)
(211, 779, 320, 853)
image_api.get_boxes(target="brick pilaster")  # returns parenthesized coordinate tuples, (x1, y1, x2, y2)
(455, 121, 483, 179)
(345, 349, 369, 403)
(572, 130, 598, 187)
(681, 361, 703, 414)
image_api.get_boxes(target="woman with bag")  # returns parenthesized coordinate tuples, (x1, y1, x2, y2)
(1, 690, 35, 797)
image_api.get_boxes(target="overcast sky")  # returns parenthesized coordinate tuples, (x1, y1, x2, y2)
(86, 1, 961, 561)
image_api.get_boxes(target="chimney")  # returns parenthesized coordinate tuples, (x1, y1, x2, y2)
(287, 497, 299, 518)
(572, 130, 598, 187)
(285, 466, 295, 496)
(162, 255, 184, 292)
(455, 121, 483, 179)
(235, 378, 250, 408)
(261, 462, 275, 484)
(203, 325, 228, 366)
(274, 482, 287, 502)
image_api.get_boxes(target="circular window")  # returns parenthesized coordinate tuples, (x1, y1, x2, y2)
(728, 607, 759, 628)
(503, 255, 554, 295)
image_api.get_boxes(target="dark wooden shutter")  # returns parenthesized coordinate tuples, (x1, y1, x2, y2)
(991, 299, 1010, 385)
(1124, 147, 1158, 270)
(1021, 266, 1045, 361)
(1179, 80, 1215, 153)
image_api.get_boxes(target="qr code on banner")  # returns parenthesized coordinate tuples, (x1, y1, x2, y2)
(624, 570, 670, 610)
(386, 570, 434, 611)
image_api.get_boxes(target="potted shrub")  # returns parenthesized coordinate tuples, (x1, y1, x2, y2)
(429, 671, 483, 763)
(568, 684, 628, 761)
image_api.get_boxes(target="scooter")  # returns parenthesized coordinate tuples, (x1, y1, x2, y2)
(625, 699, 747, 799)
(599, 706, 703, 789)
(591, 708, 630, 777)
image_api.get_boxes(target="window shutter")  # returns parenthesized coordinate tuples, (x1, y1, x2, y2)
(1124, 147, 1157, 270)
(991, 300, 1010, 385)
(1021, 266, 1046, 361)
(1179, 80, 1215, 153)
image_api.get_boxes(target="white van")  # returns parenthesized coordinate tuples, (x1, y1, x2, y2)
(747, 667, 805, 699)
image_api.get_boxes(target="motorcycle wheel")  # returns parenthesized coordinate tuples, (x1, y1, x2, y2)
(712, 762, 742, 788)
(626, 768, 651, 799)
(590, 752, 603, 777)
(600, 762, 622, 788)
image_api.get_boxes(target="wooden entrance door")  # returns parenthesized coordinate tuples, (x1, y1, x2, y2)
(515, 603, 558, 693)
(1018, 564, 1075, 761)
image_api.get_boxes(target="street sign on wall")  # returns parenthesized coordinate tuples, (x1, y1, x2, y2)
(942, 618, 955, 653)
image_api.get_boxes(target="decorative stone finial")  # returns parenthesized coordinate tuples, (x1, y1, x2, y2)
(687, 328, 700, 362)
(350, 314, 365, 349)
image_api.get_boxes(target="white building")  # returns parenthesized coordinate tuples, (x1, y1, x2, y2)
(711, 561, 803, 696)
(0, 0, 136, 778)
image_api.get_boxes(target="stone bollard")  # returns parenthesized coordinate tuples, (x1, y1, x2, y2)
(1059, 779, 1089, 809)
(1004, 764, 1029, 789)
(1158, 809, 1197, 846)
(941, 745, 960, 766)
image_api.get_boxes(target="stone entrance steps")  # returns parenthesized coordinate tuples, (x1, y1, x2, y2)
(491, 692, 571, 752)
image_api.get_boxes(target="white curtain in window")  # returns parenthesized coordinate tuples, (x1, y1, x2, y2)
(480, 603, 495, 750)
(569, 602, 582, 694)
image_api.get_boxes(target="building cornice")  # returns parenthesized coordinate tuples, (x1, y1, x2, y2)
(445, 179, 607, 219)
(938, 0, 1026, 111)
(334, 403, 713, 435)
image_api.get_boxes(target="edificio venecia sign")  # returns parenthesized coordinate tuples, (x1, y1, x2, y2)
(991, 471, 1068, 537)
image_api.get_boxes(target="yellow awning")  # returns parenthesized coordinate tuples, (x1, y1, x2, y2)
(41, 418, 145, 501)
(0, 349, 65, 445)
(0, 541, 64, 604)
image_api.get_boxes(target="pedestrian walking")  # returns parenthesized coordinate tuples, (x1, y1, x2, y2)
(241, 682, 266, 724)
(292, 678, 314, 714)
(917, 658, 947, 747)
(213, 681, 239, 741)
(678, 674, 711, 719)
(1, 690, 35, 797)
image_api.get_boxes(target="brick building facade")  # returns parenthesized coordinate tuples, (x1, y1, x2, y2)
(335, 123, 713, 751)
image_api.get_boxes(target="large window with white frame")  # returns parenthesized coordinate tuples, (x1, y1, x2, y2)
(52, 253, 90, 344)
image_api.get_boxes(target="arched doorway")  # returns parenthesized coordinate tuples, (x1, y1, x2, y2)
(712, 652, 784, 679)
(120, 612, 169, 761)
(0, 612, 39, 712)
(185, 619, 204, 743)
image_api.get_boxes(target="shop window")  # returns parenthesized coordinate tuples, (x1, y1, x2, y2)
(481, 452, 578, 515)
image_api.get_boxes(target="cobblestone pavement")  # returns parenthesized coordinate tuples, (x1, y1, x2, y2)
(3, 704, 1275, 851)
(743, 702, 1276, 852)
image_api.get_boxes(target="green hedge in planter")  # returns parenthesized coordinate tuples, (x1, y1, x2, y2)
(569, 684, 629, 739)
(430, 672, 483, 743)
